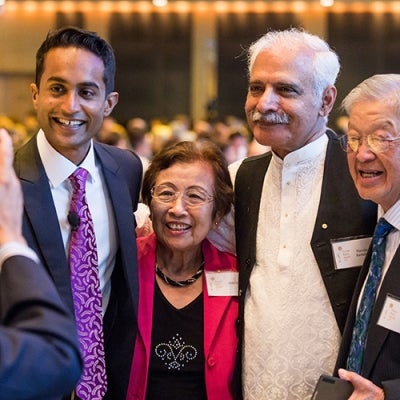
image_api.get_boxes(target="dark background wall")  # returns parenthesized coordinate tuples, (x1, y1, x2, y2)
(54, 10, 400, 128)
(110, 12, 191, 124)
(329, 12, 400, 124)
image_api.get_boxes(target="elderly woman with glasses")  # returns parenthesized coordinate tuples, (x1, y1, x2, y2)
(126, 140, 238, 400)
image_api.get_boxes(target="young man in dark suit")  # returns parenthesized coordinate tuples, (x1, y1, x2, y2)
(13, 27, 142, 399)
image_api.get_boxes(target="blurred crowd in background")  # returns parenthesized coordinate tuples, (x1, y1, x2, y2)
(0, 111, 271, 170)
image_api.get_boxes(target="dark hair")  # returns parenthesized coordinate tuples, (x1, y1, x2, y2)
(35, 26, 116, 94)
(142, 140, 233, 219)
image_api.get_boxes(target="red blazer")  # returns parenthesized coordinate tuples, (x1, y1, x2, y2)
(126, 233, 239, 400)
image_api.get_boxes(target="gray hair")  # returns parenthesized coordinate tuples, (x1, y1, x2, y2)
(247, 28, 340, 98)
(342, 74, 400, 115)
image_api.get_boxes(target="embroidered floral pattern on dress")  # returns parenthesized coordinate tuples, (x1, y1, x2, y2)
(155, 333, 198, 370)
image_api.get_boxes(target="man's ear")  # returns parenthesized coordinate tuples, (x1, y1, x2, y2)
(319, 86, 337, 117)
(30, 83, 39, 109)
(104, 92, 119, 117)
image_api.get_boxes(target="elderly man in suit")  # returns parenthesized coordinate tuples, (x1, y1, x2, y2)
(0, 128, 82, 399)
(226, 28, 377, 399)
(335, 74, 400, 400)
(13, 27, 142, 400)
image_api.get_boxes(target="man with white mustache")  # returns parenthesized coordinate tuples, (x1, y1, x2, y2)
(251, 110, 290, 126)
(217, 28, 378, 399)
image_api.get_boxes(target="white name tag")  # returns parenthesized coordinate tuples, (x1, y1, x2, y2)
(331, 236, 372, 270)
(205, 271, 238, 296)
(377, 294, 400, 334)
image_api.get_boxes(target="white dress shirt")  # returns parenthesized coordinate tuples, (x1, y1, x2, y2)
(37, 130, 117, 314)
(234, 135, 341, 400)
(358, 201, 400, 301)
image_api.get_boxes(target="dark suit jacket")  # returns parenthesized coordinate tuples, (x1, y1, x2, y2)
(234, 130, 377, 396)
(0, 255, 82, 399)
(14, 135, 142, 399)
(335, 243, 400, 400)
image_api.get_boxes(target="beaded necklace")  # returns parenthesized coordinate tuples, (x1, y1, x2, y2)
(155, 262, 205, 287)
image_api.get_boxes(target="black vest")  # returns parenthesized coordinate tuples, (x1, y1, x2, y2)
(233, 130, 377, 396)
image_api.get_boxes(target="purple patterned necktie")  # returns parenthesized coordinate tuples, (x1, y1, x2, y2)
(69, 167, 107, 400)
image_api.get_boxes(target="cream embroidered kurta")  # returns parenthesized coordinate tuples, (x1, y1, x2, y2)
(242, 135, 341, 400)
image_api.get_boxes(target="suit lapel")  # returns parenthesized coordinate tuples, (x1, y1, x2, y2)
(16, 140, 139, 317)
(94, 144, 139, 312)
(15, 137, 74, 311)
(363, 247, 400, 375)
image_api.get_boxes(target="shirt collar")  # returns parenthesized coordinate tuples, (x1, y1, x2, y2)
(271, 133, 328, 166)
(380, 200, 400, 232)
(37, 129, 97, 189)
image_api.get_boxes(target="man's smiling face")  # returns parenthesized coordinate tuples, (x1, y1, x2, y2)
(31, 46, 118, 164)
(347, 100, 400, 212)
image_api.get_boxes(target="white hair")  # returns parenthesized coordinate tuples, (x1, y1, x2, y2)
(342, 74, 400, 116)
(247, 28, 340, 98)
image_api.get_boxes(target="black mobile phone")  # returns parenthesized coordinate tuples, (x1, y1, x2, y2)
(311, 374, 354, 400)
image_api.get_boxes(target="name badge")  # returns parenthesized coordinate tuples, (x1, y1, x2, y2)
(205, 271, 238, 296)
(331, 236, 372, 270)
(377, 294, 400, 334)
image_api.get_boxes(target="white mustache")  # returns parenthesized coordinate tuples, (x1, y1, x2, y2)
(251, 111, 290, 124)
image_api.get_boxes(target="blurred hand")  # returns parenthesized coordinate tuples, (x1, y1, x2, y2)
(0, 128, 25, 245)
(338, 368, 384, 400)
(134, 202, 153, 237)
(207, 205, 236, 255)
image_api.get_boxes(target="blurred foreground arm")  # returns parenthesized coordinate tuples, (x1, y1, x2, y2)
(0, 128, 26, 247)
(0, 128, 82, 399)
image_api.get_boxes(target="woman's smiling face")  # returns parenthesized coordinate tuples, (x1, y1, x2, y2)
(150, 161, 217, 253)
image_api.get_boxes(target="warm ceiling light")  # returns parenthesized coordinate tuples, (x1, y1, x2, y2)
(153, 0, 168, 7)
(24, 1, 38, 11)
(292, 1, 306, 12)
(320, 0, 334, 6)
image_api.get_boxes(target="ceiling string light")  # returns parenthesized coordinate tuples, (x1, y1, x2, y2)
(152, 0, 168, 7)
(320, 0, 334, 7)
(2, 1, 400, 14)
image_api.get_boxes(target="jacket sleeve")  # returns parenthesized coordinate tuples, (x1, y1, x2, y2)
(0, 255, 82, 399)
(383, 379, 400, 400)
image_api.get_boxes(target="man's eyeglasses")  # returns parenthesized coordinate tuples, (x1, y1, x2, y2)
(151, 185, 214, 207)
(339, 134, 400, 154)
